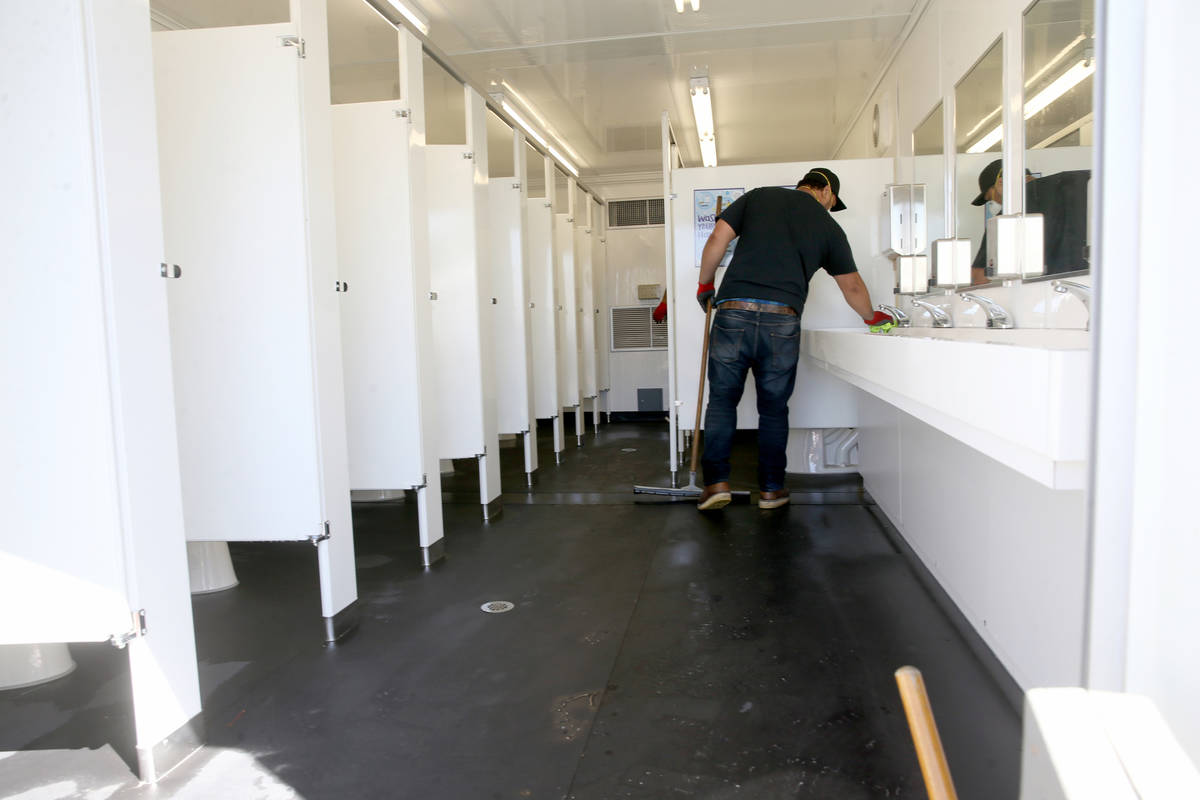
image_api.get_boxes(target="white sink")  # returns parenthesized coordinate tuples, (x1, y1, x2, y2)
(882, 327, 1090, 350)
(803, 328, 1090, 489)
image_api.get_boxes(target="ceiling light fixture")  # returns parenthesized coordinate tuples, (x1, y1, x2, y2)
(690, 0, 700, 10)
(690, 76, 717, 167)
(966, 57, 1096, 154)
(498, 98, 579, 177)
(674, 0, 684, 11)
(379, 0, 429, 35)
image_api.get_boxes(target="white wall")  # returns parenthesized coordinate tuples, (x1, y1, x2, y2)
(858, 390, 1089, 690)
(596, 180, 670, 413)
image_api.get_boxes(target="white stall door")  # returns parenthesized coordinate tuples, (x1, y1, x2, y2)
(576, 227, 598, 399)
(527, 200, 560, 420)
(427, 146, 488, 459)
(593, 227, 611, 394)
(489, 181, 532, 435)
(333, 102, 423, 490)
(556, 214, 581, 409)
(2, 4, 142, 644)
(154, 25, 325, 542)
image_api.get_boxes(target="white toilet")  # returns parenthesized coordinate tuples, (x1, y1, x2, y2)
(0, 643, 76, 690)
(187, 541, 239, 594)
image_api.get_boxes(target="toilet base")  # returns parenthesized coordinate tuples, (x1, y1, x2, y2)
(187, 541, 239, 595)
(0, 643, 76, 691)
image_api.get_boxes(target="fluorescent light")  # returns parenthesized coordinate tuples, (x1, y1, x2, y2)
(1024, 59, 1095, 119)
(500, 100, 578, 176)
(548, 145, 579, 177)
(967, 124, 1002, 154)
(501, 101, 547, 148)
(381, 0, 429, 35)
(674, 0, 684, 11)
(689, 0, 700, 9)
(966, 58, 1095, 154)
(690, 76, 717, 167)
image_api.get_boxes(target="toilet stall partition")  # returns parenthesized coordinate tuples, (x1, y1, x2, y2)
(153, 16, 358, 641)
(2, 2, 202, 781)
(526, 175, 566, 460)
(592, 197, 612, 423)
(426, 87, 503, 519)
(556, 184, 584, 445)
(575, 197, 600, 418)
(330, 25, 445, 564)
(487, 130, 539, 483)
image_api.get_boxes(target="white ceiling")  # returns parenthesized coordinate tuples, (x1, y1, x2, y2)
(153, 0, 918, 179)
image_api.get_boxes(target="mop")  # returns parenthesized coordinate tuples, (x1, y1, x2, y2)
(634, 300, 750, 501)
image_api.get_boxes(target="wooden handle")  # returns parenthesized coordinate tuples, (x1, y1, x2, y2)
(895, 666, 958, 800)
(689, 299, 714, 475)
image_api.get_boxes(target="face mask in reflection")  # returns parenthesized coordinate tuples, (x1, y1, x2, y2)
(984, 200, 1002, 223)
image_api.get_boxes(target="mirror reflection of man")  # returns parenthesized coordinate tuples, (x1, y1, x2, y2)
(970, 158, 1091, 284)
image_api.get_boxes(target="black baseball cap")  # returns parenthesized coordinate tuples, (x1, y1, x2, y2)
(972, 159, 1003, 206)
(800, 167, 847, 212)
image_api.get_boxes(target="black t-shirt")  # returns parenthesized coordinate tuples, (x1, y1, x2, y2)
(971, 170, 1091, 275)
(714, 187, 857, 315)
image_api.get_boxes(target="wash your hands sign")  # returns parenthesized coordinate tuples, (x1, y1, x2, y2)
(694, 188, 743, 268)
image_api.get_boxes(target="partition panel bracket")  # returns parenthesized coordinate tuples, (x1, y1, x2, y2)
(308, 520, 331, 547)
(108, 609, 148, 649)
(278, 35, 306, 59)
(411, 474, 428, 490)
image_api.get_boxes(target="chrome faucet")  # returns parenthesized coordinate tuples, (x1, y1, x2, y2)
(910, 298, 953, 328)
(876, 303, 911, 327)
(1052, 280, 1092, 330)
(958, 292, 1014, 329)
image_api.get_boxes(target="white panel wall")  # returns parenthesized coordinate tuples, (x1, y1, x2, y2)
(489, 180, 532, 434)
(154, 24, 324, 543)
(332, 102, 424, 489)
(592, 200, 611, 396)
(670, 159, 895, 430)
(527, 198, 561, 421)
(556, 214, 581, 409)
(855, 390, 1089, 690)
(576, 226, 598, 399)
(427, 146, 487, 458)
(3, 0, 201, 773)
(603, 222, 668, 413)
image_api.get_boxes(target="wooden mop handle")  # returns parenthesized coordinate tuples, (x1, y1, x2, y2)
(894, 666, 959, 800)
(690, 300, 715, 475)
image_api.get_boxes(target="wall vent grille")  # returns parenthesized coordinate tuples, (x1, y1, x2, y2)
(609, 198, 665, 228)
(611, 305, 668, 351)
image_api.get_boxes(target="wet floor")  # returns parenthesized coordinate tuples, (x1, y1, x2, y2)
(0, 420, 1020, 799)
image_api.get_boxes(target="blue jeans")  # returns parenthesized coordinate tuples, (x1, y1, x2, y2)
(700, 308, 802, 491)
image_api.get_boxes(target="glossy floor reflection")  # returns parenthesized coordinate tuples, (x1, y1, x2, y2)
(0, 420, 1020, 799)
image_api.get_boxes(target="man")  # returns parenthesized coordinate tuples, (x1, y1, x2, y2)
(970, 158, 1091, 284)
(694, 168, 893, 511)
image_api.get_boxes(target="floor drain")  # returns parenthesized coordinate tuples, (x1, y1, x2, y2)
(621, 448, 637, 453)
(481, 601, 514, 614)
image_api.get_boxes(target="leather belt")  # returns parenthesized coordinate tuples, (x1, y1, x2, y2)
(718, 300, 797, 316)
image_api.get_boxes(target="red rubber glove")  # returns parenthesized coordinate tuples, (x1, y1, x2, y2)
(696, 282, 716, 312)
(652, 298, 667, 323)
(863, 310, 896, 333)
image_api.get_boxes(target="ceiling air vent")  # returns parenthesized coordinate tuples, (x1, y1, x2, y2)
(609, 198, 665, 228)
(611, 306, 668, 351)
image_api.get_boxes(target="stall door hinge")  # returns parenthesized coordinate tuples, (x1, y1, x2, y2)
(109, 609, 147, 649)
(309, 520, 331, 547)
(160, 262, 182, 279)
(280, 35, 306, 58)
(512, 182, 522, 190)
(412, 473, 428, 491)
(463, 151, 474, 160)
(395, 108, 411, 120)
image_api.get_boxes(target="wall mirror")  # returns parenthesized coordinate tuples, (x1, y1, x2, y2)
(913, 102, 945, 252)
(1022, 0, 1095, 276)
(954, 38, 1004, 284)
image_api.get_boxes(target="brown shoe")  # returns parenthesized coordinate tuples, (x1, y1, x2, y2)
(697, 482, 732, 511)
(758, 488, 790, 510)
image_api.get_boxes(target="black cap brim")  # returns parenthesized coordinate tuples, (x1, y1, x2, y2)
(831, 196, 847, 212)
(971, 190, 987, 206)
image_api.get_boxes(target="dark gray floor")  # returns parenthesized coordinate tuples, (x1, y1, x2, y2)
(0, 421, 1021, 799)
